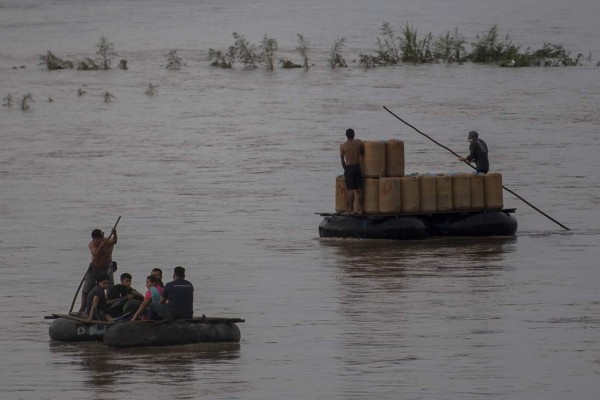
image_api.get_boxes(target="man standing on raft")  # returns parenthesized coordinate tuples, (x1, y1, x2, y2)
(78, 227, 118, 314)
(459, 130, 489, 174)
(340, 128, 365, 215)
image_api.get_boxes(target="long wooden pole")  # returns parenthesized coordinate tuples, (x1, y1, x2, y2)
(382, 106, 570, 231)
(69, 216, 121, 313)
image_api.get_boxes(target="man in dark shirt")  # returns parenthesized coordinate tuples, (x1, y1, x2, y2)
(107, 273, 143, 315)
(459, 130, 489, 173)
(149, 266, 194, 320)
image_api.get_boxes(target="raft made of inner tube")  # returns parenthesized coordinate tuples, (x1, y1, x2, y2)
(48, 314, 244, 346)
(48, 314, 111, 342)
(103, 318, 243, 348)
(318, 209, 517, 240)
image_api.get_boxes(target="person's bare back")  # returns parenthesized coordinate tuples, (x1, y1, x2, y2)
(340, 138, 363, 167)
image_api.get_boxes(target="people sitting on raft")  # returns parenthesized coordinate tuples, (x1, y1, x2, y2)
(130, 275, 163, 321)
(85, 274, 121, 322)
(107, 273, 144, 316)
(148, 266, 194, 321)
(151, 267, 165, 290)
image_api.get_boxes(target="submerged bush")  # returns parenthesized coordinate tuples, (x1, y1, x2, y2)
(530, 43, 579, 66)
(96, 36, 116, 70)
(260, 35, 278, 70)
(208, 48, 234, 68)
(399, 23, 434, 63)
(77, 57, 101, 70)
(166, 50, 182, 70)
(329, 37, 348, 68)
(359, 21, 400, 67)
(39, 51, 74, 70)
(297, 34, 310, 70)
(145, 83, 157, 96)
(433, 28, 467, 63)
(469, 25, 520, 63)
(19, 93, 34, 111)
(3, 94, 13, 107)
(102, 91, 115, 103)
(279, 59, 302, 69)
(233, 33, 259, 69)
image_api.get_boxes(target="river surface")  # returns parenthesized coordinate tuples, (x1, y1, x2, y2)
(1, 1, 599, 399)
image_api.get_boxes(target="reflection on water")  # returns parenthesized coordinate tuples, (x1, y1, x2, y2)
(48, 341, 241, 389)
(320, 236, 516, 275)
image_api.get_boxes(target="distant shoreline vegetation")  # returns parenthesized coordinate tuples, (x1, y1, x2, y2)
(36, 24, 592, 73)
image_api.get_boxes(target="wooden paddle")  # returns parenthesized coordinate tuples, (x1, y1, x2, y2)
(68, 216, 121, 313)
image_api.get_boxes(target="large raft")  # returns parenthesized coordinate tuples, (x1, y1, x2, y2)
(318, 209, 517, 240)
(48, 313, 243, 348)
(327, 139, 516, 239)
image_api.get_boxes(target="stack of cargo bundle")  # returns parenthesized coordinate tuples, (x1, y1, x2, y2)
(334, 139, 503, 214)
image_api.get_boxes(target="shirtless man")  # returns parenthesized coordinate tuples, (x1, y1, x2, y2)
(339, 128, 365, 214)
(77, 227, 118, 314)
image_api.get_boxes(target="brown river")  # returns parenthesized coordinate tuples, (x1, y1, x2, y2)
(1, 0, 599, 399)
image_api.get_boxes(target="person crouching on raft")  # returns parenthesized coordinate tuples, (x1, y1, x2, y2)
(459, 130, 489, 174)
(86, 274, 120, 322)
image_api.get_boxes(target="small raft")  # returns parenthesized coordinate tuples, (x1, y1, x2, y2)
(318, 209, 517, 239)
(48, 313, 243, 347)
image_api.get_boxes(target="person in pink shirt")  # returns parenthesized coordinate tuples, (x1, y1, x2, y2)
(130, 275, 162, 321)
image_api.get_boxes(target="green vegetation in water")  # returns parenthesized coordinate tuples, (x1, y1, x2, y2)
(39, 51, 74, 70)
(166, 50, 182, 70)
(77, 88, 86, 96)
(39, 36, 125, 71)
(433, 28, 467, 63)
(19, 93, 34, 111)
(3, 94, 13, 107)
(399, 23, 434, 63)
(260, 35, 278, 70)
(77, 57, 101, 70)
(208, 48, 234, 68)
(359, 21, 401, 67)
(232, 33, 259, 69)
(96, 36, 116, 70)
(297, 34, 310, 70)
(357, 22, 583, 68)
(501, 43, 581, 67)
(279, 59, 302, 69)
(329, 37, 347, 68)
(468, 25, 520, 64)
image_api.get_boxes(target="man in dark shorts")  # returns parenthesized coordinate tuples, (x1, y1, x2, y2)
(78, 227, 118, 314)
(459, 130, 489, 174)
(340, 128, 365, 214)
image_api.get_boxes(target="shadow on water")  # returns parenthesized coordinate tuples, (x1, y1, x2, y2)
(48, 341, 240, 387)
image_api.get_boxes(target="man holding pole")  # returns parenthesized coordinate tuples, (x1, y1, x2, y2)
(459, 130, 489, 174)
(77, 227, 118, 314)
(340, 128, 364, 215)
